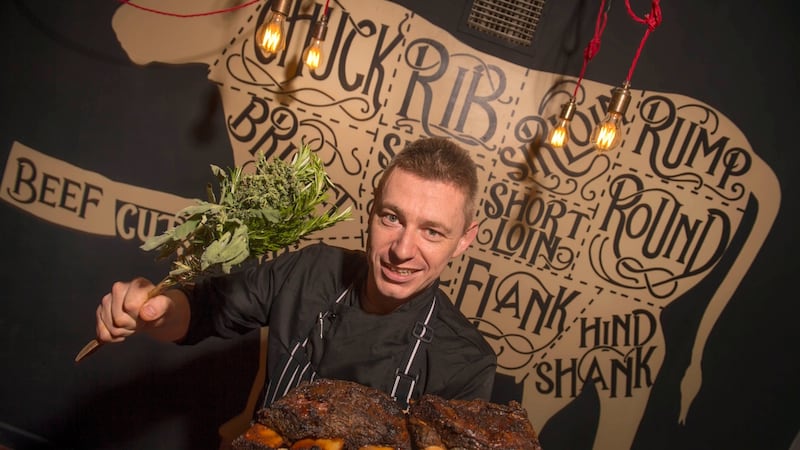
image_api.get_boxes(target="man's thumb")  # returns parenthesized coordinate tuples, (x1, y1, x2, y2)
(139, 295, 169, 322)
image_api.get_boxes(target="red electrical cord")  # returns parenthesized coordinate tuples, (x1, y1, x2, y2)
(623, 0, 662, 83)
(116, 0, 260, 18)
(572, 0, 610, 98)
(572, 0, 662, 97)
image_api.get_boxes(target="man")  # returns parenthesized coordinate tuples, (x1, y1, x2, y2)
(94, 137, 497, 409)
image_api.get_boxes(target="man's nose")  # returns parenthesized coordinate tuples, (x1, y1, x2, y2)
(390, 228, 416, 260)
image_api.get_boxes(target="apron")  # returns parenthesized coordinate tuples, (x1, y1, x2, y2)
(259, 286, 438, 411)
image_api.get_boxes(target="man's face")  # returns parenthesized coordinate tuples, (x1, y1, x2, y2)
(364, 168, 478, 313)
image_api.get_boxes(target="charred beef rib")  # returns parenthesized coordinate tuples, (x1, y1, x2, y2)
(232, 378, 412, 450)
(233, 378, 544, 450)
(407, 394, 543, 450)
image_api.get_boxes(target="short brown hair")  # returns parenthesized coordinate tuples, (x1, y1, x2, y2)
(377, 137, 478, 229)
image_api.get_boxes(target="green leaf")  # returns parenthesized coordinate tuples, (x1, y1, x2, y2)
(170, 218, 201, 241)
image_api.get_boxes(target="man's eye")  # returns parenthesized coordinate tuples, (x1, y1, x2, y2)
(425, 229, 443, 239)
(382, 214, 399, 224)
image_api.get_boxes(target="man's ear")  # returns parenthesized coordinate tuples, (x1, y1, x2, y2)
(452, 221, 479, 258)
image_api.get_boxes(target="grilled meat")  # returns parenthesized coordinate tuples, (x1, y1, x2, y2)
(233, 378, 411, 450)
(233, 379, 544, 450)
(407, 395, 543, 450)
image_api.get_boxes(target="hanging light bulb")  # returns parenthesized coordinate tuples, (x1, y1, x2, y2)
(547, 97, 577, 148)
(256, 0, 292, 58)
(302, 13, 328, 70)
(591, 81, 632, 152)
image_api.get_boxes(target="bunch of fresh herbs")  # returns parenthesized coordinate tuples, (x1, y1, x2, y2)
(141, 144, 351, 291)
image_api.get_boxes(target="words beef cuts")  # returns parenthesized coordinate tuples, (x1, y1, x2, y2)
(232, 378, 543, 450)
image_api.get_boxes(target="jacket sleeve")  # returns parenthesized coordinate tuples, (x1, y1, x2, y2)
(179, 243, 361, 345)
(179, 246, 311, 344)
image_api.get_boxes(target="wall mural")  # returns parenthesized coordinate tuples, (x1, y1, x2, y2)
(0, 1, 780, 449)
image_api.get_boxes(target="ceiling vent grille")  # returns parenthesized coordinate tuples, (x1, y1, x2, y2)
(466, 0, 546, 47)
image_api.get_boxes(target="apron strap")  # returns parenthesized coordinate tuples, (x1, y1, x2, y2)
(261, 286, 351, 408)
(390, 295, 437, 411)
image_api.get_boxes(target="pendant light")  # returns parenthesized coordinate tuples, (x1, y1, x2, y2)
(256, 0, 293, 57)
(302, 0, 330, 70)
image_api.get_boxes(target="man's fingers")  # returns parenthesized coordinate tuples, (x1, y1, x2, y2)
(95, 302, 130, 343)
(110, 286, 138, 330)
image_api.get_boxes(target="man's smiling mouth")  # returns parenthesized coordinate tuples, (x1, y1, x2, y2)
(385, 263, 417, 276)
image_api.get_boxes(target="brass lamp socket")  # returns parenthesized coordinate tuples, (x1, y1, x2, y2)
(312, 14, 328, 41)
(608, 82, 632, 115)
(559, 98, 577, 121)
(270, 0, 292, 16)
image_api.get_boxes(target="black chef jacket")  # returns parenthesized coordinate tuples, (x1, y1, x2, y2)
(180, 243, 496, 408)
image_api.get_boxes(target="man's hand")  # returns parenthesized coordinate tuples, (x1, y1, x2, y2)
(95, 277, 190, 344)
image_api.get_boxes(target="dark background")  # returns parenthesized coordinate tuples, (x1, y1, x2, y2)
(0, 1, 797, 449)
